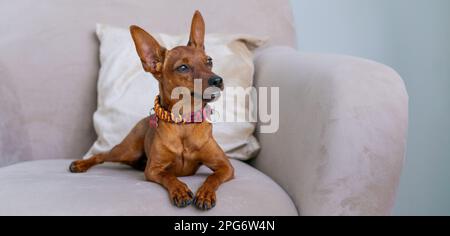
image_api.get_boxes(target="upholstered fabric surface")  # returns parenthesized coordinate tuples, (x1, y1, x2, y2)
(0, 159, 297, 216)
(252, 47, 408, 216)
(0, 0, 295, 166)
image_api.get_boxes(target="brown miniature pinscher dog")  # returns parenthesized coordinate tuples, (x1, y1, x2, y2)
(69, 11, 234, 210)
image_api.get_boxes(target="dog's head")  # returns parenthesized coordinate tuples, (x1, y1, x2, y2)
(130, 11, 222, 109)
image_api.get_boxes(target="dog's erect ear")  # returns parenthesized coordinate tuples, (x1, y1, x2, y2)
(187, 10, 205, 49)
(130, 25, 166, 77)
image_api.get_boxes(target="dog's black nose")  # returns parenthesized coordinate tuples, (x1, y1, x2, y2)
(208, 76, 223, 87)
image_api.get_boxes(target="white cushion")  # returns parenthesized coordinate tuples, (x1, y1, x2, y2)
(0, 160, 297, 216)
(84, 24, 265, 161)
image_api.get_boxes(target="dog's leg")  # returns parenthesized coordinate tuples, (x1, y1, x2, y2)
(144, 144, 194, 208)
(69, 117, 152, 173)
(194, 140, 234, 210)
(146, 166, 194, 208)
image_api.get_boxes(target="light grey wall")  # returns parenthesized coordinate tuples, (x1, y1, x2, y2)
(290, 0, 450, 215)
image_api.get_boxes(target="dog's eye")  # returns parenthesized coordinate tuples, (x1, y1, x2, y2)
(176, 64, 190, 73)
(206, 57, 213, 67)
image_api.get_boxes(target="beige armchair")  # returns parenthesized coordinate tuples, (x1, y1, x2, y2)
(0, 0, 407, 215)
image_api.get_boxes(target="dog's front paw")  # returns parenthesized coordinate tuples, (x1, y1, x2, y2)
(194, 185, 216, 210)
(169, 182, 194, 208)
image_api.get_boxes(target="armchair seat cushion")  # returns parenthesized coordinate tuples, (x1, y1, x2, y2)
(0, 159, 297, 216)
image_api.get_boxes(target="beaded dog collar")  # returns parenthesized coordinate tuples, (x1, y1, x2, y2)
(149, 95, 212, 128)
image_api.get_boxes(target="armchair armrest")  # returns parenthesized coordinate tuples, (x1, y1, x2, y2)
(252, 47, 408, 215)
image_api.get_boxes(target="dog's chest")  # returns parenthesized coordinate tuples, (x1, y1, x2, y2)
(160, 122, 212, 157)
(167, 126, 211, 176)
(180, 136, 207, 157)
